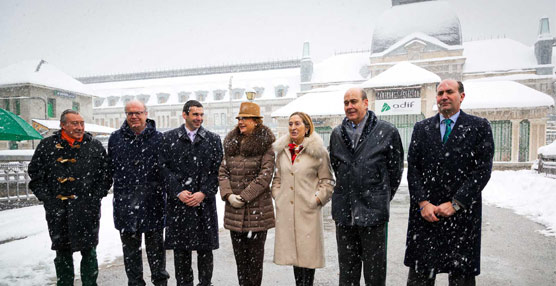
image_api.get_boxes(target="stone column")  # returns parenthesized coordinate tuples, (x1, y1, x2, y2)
(510, 119, 520, 162)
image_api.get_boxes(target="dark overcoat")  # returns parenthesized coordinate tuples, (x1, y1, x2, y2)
(329, 111, 404, 227)
(404, 111, 494, 276)
(28, 131, 112, 251)
(160, 125, 223, 250)
(108, 119, 166, 233)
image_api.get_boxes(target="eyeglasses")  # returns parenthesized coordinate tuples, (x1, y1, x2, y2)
(237, 117, 254, 121)
(126, 111, 146, 117)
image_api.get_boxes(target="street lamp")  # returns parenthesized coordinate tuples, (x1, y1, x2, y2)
(245, 87, 256, 101)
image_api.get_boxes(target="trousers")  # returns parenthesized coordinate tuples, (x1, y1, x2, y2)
(293, 266, 315, 286)
(120, 230, 169, 286)
(54, 247, 98, 286)
(336, 223, 387, 286)
(407, 268, 476, 286)
(174, 249, 213, 286)
(230, 230, 267, 286)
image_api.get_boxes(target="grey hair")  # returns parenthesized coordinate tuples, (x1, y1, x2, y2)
(60, 109, 80, 123)
(124, 100, 147, 112)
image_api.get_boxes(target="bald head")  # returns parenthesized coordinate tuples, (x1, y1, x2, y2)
(125, 100, 148, 134)
(344, 87, 369, 125)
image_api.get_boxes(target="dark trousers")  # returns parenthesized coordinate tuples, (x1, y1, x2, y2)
(407, 268, 476, 286)
(336, 223, 387, 286)
(54, 247, 98, 286)
(230, 230, 267, 286)
(293, 266, 315, 286)
(174, 249, 213, 286)
(120, 230, 169, 286)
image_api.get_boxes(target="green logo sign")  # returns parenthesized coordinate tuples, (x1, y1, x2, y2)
(381, 103, 391, 112)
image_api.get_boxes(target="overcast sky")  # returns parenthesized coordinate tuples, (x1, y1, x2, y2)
(1, 0, 554, 77)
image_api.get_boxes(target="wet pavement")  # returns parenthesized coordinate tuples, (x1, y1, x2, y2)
(89, 186, 556, 285)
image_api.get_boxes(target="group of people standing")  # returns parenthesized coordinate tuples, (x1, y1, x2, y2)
(28, 78, 494, 286)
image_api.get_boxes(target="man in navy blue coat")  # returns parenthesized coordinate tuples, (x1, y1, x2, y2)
(108, 100, 170, 286)
(160, 100, 223, 286)
(404, 80, 494, 286)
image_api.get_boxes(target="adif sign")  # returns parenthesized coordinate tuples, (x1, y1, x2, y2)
(375, 98, 421, 115)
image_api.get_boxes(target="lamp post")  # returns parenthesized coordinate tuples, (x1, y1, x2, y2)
(227, 76, 233, 133)
(245, 87, 256, 101)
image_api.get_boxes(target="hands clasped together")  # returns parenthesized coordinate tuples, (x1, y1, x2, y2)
(419, 201, 456, 222)
(178, 190, 205, 207)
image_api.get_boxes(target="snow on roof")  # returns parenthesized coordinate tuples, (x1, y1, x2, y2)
(310, 52, 369, 83)
(272, 84, 354, 118)
(371, 1, 461, 54)
(538, 141, 556, 156)
(0, 60, 93, 95)
(88, 68, 300, 108)
(463, 39, 539, 73)
(466, 73, 555, 82)
(371, 32, 462, 58)
(456, 81, 555, 110)
(361, 62, 441, 88)
(32, 119, 115, 134)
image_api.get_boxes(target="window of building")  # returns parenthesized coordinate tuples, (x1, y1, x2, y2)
(275, 85, 289, 98)
(253, 87, 264, 98)
(2, 98, 9, 111)
(157, 93, 170, 104)
(214, 114, 220, 125)
(136, 94, 150, 103)
(72, 102, 80, 112)
(108, 96, 119, 106)
(213, 90, 226, 101)
(47, 98, 56, 118)
(231, 88, 245, 100)
(94, 98, 105, 107)
(178, 91, 190, 103)
(14, 99, 21, 115)
(195, 91, 208, 102)
(221, 113, 226, 126)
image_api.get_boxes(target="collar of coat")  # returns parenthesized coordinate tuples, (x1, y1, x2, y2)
(273, 132, 328, 160)
(54, 130, 93, 145)
(339, 110, 377, 152)
(119, 118, 156, 138)
(224, 124, 275, 157)
(176, 124, 207, 143)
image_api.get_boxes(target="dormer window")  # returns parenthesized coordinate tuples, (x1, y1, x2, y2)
(136, 94, 150, 104)
(178, 91, 191, 103)
(94, 98, 105, 107)
(275, 85, 289, 98)
(231, 88, 245, 100)
(253, 87, 264, 98)
(122, 95, 134, 105)
(157, 93, 170, 104)
(213, 90, 226, 101)
(108, 96, 119, 106)
(195, 91, 208, 102)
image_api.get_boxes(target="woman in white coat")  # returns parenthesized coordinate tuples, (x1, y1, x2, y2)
(272, 111, 335, 286)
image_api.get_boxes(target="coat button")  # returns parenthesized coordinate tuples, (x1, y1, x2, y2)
(290, 200, 294, 204)
(290, 186, 294, 190)
(290, 172, 294, 176)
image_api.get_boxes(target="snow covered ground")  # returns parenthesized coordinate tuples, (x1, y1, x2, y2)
(0, 170, 554, 284)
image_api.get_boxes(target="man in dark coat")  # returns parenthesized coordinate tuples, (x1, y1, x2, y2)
(28, 109, 112, 286)
(404, 79, 494, 285)
(329, 87, 404, 286)
(108, 100, 170, 286)
(160, 100, 223, 286)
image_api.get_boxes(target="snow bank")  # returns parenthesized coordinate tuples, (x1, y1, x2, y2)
(461, 81, 555, 109)
(538, 141, 556, 156)
(463, 39, 539, 73)
(0, 60, 93, 95)
(361, 62, 440, 88)
(483, 170, 556, 236)
(311, 52, 368, 83)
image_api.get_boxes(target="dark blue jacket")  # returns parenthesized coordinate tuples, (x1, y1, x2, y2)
(329, 111, 404, 227)
(160, 125, 223, 250)
(404, 111, 494, 275)
(108, 119, 166, 233)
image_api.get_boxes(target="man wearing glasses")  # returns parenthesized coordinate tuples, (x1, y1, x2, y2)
(108, 100, 170, 285)
(29, 109, 112, 285)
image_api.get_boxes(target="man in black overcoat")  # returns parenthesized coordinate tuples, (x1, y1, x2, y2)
(108, 100, 170, 285)
(160, 100, 223, 286)
(28, 109, 112, 285)
(329, 87, 404, 286)
(404, 79, 495, 285)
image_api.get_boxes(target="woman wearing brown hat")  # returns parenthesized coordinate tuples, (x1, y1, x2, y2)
(271, 112, 335, 286)
(218, 101, 276, 286)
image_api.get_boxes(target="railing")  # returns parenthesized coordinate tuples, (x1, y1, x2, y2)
(0, 162, 33, 201)
(538, 154, 556, 176)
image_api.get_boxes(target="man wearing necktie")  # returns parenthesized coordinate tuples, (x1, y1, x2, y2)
(160, 100, 223, 286)
(404, 80, 495, 285)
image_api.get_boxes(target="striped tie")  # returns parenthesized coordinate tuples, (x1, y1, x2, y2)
(443, 118, 453, 144)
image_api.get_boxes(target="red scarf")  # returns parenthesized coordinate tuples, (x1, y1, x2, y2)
(61, 130, 83, 146)
(288, 143, 303, 164)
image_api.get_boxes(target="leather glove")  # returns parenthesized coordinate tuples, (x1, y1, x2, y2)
(228, 194, 245, 208)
